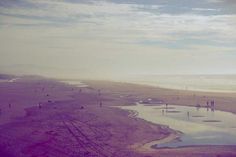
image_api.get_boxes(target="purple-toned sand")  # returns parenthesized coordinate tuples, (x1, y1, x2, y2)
(0, 76, 236, 157)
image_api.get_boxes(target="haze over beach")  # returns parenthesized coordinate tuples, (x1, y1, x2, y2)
(1, 0, 236, 157)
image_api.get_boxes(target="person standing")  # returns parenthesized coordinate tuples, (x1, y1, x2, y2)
(99, 101, 102, 107)
(187, 111, 190, 120)
(206, 101, 209, 108)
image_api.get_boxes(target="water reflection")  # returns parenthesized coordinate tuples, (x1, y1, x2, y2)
(118, 104, 236, 148)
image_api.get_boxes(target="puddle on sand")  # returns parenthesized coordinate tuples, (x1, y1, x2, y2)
(118, 104, 236, 148)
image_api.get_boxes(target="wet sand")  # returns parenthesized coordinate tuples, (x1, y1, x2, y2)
(130, 132, 181, 153)
(86, 80, 236, 113)
(0, 76, 236, 157)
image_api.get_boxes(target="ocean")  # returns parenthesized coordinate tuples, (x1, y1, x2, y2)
(126, 75, 236, 93)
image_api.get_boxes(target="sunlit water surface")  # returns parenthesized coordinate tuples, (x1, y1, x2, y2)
(119, 104, 236, 148)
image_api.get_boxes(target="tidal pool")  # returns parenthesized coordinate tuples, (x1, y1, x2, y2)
(119, 104, 236, 148)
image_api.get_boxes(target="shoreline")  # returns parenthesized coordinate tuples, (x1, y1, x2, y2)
(116, 105, 183, 152)
(130, 131, 182, 153)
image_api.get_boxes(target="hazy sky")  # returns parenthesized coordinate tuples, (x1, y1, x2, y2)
(0, 0, 236, 79)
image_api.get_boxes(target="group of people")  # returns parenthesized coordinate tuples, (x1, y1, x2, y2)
(206, 100, 215, 108)
(196, 100, 215, 110)
(161, 100, 216, 119)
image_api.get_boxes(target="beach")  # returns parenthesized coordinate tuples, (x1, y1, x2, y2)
(86, 80, 236, 113)
(0, 76, 236, 157)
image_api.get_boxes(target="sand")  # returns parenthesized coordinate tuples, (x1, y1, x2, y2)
(85, 80, 236, 113)
(0, 76, 236, 157)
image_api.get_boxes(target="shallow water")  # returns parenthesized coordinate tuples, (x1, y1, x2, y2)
(119, 104, 236, 148)
(60, 79, 88, 87)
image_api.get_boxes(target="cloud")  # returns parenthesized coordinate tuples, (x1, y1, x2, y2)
(1, 0, 235, 42)
(192, 8, 220, 11)
(0, 0, 236, 77)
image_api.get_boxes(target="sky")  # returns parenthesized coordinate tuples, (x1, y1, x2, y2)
(0, 0, 236, 79)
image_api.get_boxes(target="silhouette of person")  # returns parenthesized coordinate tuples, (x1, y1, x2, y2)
(210, 100, 213, 108)
(99, 101, 102, 107)
(206, 101, 209, 106)
(38, 103, 42, 109)
(210, 100, 215, 111)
